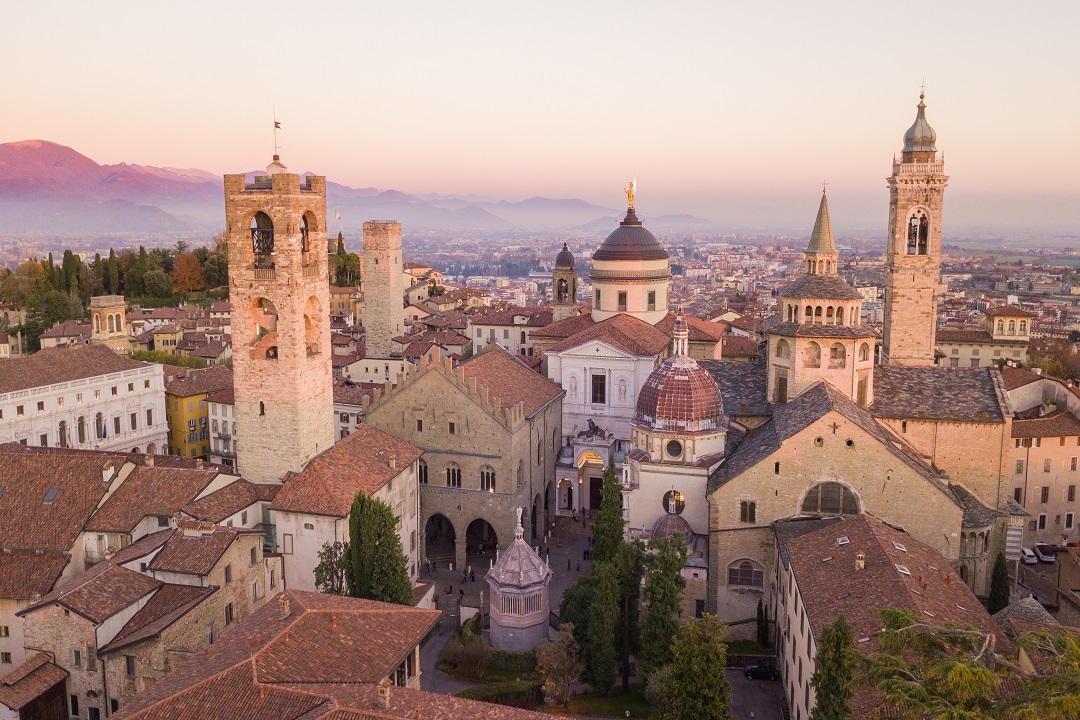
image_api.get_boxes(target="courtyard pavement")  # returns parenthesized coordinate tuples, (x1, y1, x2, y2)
(727, 669, 786, 719)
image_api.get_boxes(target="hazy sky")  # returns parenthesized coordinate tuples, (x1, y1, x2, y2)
(4, 1, 1079, 233)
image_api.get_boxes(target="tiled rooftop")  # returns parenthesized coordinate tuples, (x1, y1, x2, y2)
(0, 344, 147, 394)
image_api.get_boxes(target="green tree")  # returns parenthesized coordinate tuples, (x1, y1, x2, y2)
(143, 269, 174, 298)
(615, 541, 643, 693)
(201, 252, 229, 288)
(559, 575, 595, 680)
(346, 494, 413, 605)
(591, 458, 623, 565)
(588, 562, 620, 695)
(106, 250, 120, 294)
(988, 552, 1011, 615)
(639, 535, 688, 676)
(313, 540, 351, 595)
(809, 615, 856, 720)
(537, 623, 583, 708)
(130, 350, 208, 368)
(653, 615, 732, 720)
(24, 289, 73, 351)
(0, 260, 47, 306)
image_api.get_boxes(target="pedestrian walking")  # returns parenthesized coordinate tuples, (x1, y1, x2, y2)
(567, 558, 571, 571)
(470, 567, 475, 582)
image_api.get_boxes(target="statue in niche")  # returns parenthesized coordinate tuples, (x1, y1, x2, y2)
(618, 377, 627, 402)
(569, 374, 577, 399)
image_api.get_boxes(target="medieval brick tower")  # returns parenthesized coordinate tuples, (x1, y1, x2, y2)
(225, 156, 334, 483)
(552, 243, 578, 323)
(882, 93, 949, 367)
(361, 221, 404, 361)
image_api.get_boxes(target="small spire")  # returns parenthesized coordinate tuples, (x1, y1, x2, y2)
(672, 309, 689, 357)
(514, 506, 524, 541)
(806, 190, 836, 254)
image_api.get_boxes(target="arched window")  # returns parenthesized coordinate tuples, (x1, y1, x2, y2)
(859, 342, 870, 362)
(776, 339, 790, 359)
(997, 320, 1004, 334)
(826, 306, 834, 324)
(817, 260, 824, 274)
(801, 482, 861, 515)
(814, 306, 823, 323)
(265, 346, 278, 360)
(907, 210, 929, 255)
(94, 315, 101, 333)
(805, 306, 813, 322)
(829, 343, 846, 369)
(480, 466, 496, 491)
(418, 459, 428, 485)
(804, 341, 821, 368)
(95, 412, 104, 440)
(107, 315, 115, 333)
(1020, 321, 1027, 333)
(557, 278, 569, 303)
(517, 460, 525, 485)
(1009, 320, 1015, 334)
(301, 212, 316, 253)
(304, 296, 322, 355)
(58, 421, 67, 448)
(552, 429, 558, 452)
(446, 463, 461, 488)
(727, 559, 764, 587)
(739, 501, 756, 524)
(537, 440, 542, 465)
(520, 330, 526, 344)
(77, 416, 86, 444)
(837, 306, 844, 325)
(250, 211, 274, 257)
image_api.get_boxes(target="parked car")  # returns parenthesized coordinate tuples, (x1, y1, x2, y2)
(1021, 547, 1038, 565)
(1033, 543, 1056, 563)
(744, 661, 779, 680)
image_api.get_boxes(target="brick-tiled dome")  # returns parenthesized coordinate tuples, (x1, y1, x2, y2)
(651, 512, 694, 545)
(633, 354, 727, 434)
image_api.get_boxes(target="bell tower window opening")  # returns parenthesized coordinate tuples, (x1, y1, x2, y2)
(557, 278, 568, 303)
(301, 212, 315, 254)
(906, 209, 930, 255)
(250, 212, 275, 262)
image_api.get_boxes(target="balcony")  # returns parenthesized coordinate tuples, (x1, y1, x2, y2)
(303, 264, 320, 278)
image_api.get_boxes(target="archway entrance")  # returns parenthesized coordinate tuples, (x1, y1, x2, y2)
(577, 451, 605, 515)
(558, 477, 574, 514)
(531, 494, 542, 542)
(466, 519, 498, 565)
(425, 514, 456, 568)
(545, 480, 555, 527)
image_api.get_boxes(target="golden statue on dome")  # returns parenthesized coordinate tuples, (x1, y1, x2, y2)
(625, 179, 636, 210)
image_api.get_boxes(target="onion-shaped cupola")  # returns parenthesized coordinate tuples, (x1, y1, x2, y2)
(902, 93, 938, 160)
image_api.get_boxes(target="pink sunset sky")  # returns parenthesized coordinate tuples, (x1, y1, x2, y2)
(3, 1, 1078, 232)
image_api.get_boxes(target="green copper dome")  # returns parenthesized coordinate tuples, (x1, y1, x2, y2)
(903, 93, 937, 154)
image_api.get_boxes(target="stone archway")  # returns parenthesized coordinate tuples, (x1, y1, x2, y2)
(531, 494, 542, 542)
(466, 518, 498, 563)
(425, 513, 456, 569)
(545, 480, 556, 527)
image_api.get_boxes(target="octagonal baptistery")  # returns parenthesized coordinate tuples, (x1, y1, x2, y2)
(590, 206, 671, 324)
(486, 510, 553, 651)
(626, 317, 728, 536)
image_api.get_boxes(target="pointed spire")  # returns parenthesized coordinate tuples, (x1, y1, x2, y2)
(806, 189, 836, 253)
(672, 309, 689, 356)
(903, 91, 937, 154)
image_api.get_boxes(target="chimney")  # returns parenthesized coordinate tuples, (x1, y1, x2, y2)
(144, 453, 154, 467)
(195, 459, 204, 469)
(855, 552, 865, 572)
(388, 454, 396, 470)
(278, 595, 291, 619)
(377, 678, 391, 708)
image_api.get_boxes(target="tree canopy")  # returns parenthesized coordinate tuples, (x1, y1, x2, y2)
(346, 493, 413, 605)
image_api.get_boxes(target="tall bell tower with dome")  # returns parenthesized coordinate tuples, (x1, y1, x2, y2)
(589, 187, 671, 325)
(551, 243, 578, 323)
(882, 93, 949, 367)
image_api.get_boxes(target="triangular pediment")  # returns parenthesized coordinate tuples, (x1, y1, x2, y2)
(554, 338, 643, 360)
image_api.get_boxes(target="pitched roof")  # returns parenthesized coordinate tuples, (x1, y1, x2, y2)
(182, 480, 279, 524)
(871, 366, 1010, 423)
(86, 465, 221, 534)
(527, 311, 596, 339)
(0, 446, 122, 550)
(654, 312, 727, 342)
(0, 653, 69, 711)
(781, 514, 1014, 656)
(20, 562, 160, 624)
(206, 387, 235, 405)
(458, 344, 564, 417)
(271, 425, 422, 518)
(767, 321, 877, 339)
(1001, 367, 1043, 391)
(721, 335, 761, 358)
(149, 524, 254, 577)
(100, 584, 217, 654)
(0, 343, 147, 394)
(163, 365, 233, 398)
(709, 382, 944, 494)
(0, 550, 69, 599)
(985, 305, 1036, 317)
(1011, 408, 1080, 438)
(948, 483, 1006, 528)
(700, 357, 773, 418)
(779, 274, 863, 301)
(39, 319, 91, 339)
(546, 312, 670, 356)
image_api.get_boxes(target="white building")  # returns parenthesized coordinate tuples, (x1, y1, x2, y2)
(207, 387, 237, 469)
(0, 344, 167, 454)
(269, 424, 424, 592)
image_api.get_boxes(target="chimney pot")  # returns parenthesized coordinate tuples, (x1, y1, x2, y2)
(377, 679, 391, 708)
(278, 595, 291, 619)
(144, 453, 154, 467)
(855, 552, 865, 572)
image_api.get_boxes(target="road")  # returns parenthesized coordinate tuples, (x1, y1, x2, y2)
(727, 669, 786, 720)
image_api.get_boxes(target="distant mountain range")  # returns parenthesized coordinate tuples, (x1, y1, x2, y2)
(0, 140, 714, 235)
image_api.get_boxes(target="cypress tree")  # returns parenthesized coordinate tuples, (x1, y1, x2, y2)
(588, 562, 620, 695)
(591, 458, 623, 565)
(346, 493, 413, 605)
(656, 615, 732, 720)
(639, 535, 688, 676)
(809, 615, 856, 720)
(988, 552, 1011, 615)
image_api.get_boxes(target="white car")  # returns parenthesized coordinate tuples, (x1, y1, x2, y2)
(1033, 543, 1056, 563)
(1021, 547, 1038, 565)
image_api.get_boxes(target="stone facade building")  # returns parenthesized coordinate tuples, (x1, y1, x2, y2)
(363, 346, 563, 570)
(882, 93, 948, 367)
(361, 221, 405, 365)
(486, 509, 552, 652)
(937, 305, 1033, 368)
(225, 156, 334, 485)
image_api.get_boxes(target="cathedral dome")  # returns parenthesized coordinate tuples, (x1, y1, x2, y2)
(593, 208, 669, 262)
(554, 243, 576, 269)
(902, 94, 937, 154)
(651, 511, 694, 545)
(633, 317, 727, 434)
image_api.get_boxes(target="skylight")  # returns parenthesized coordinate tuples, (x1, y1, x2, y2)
(895, 564, 911, 576)
(892, 541, 908, 553)
(43, 488, 60, 504)
(836, 536, 849, 546)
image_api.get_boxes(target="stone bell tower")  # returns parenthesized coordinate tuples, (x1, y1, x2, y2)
(361, 221, 404, 361)
(225, 156, 334, 483)
(552, 243, 578, 323)
(882, 93, 949, 367)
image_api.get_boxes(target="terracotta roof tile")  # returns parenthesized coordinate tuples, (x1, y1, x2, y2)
(39, 319, 91, 339)
(0, 653, 68, 711)
(100, 584, 217, 654)
(527, 311, 595, 339)
(721, 335, 761, 358)
(546, 313, 670, 356)
(0, 550, 69, 599)
(20, 562, 160, 624)
(0, 344, 147, 394)
(1001, 367, 1043, 391)
(271, 426, 422, 518)
(1011, 408, 1080, 438)
(86, 466, 221, 534)
(149, 524, 253, 577)
(459, 345, 564, 417)
(985, 305, 1036, 317)
(163, 365, 233, 398)
(182, 480, 278, 524)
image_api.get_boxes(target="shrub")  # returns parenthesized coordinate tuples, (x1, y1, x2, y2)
(489, 648, 537, 673)
(456, 680, 543, 708)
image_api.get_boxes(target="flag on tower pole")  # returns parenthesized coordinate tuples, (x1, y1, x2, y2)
(335, 210, 341, 221)
(274, 121, 281, 129)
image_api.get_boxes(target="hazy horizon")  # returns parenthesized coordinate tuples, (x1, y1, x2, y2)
(3, 1, 1079, 233)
